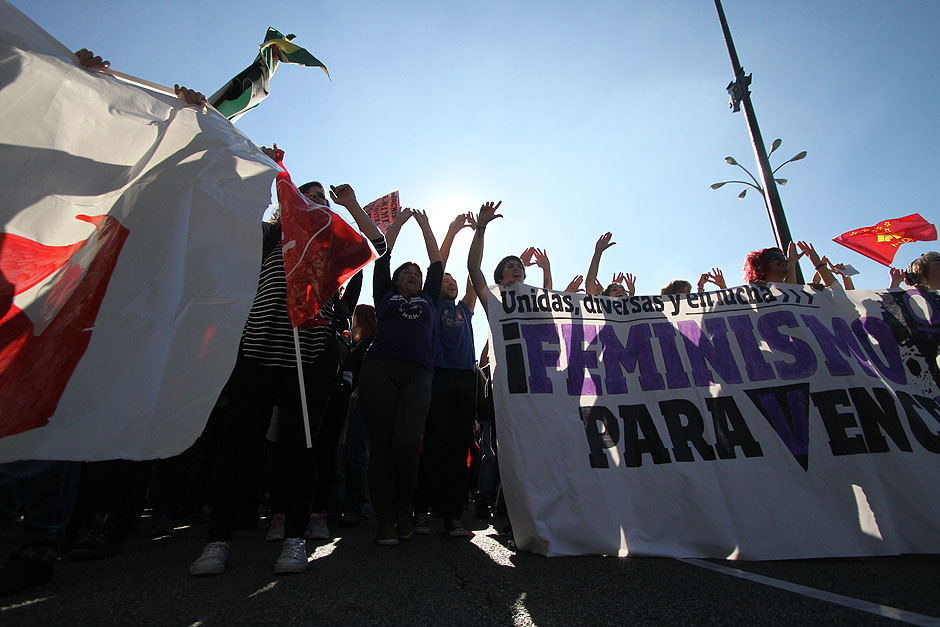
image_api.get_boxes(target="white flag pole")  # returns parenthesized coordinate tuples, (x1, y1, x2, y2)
(293, 327, 313, 449)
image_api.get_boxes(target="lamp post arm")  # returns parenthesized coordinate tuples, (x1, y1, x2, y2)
(734, 162, 763, 188)
(713, 180, 763, 192)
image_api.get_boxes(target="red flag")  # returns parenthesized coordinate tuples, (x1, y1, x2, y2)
(362, 190, 400, 235)
(275, 165, 376, 329)
(833, 214, 937, 266)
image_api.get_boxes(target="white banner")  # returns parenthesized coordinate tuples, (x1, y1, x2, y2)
(0, 2, 278, 461)
(488, 282, 940, 559)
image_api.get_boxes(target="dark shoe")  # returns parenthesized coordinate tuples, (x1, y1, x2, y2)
(149, 511, 174, 538)
(69, 512, 122, 560)
(445, 518, 470, 538)
(396, 505, 413, 540)
(376, 519, 398, 546)
(474, 503, 493, 520)
(0, 554, 53, 598)
(413, 512, 431, 535)
(339, 510, 361, 527)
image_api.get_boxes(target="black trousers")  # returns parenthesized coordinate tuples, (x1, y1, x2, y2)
(414, 368, 477, 520)
(207, 355, 333, 541)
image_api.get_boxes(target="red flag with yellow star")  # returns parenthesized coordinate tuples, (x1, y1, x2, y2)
(833, 214, 937, 266)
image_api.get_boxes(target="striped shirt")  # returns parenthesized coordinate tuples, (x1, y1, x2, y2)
(240, 222, 386, 368)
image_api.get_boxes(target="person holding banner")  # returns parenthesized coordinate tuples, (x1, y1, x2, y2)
(190, 153, 386, 576)
(358, 207, 442, 546)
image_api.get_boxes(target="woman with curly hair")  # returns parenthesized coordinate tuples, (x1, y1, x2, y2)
(904, 251, 940, 289)
(744, 241, 839, 289)
(743, 246, 793, 284)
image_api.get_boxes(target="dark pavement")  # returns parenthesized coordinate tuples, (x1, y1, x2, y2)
(2, 512, 939, 626)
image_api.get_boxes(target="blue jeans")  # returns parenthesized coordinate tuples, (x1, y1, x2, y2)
(0, 460, 81, 564)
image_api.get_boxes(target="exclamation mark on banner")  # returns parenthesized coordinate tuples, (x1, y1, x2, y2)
(502, 323, 528, 394)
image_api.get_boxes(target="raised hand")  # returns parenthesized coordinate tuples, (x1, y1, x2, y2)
(533, 248, 551, 270)
(75, 48, 109, 70)
(697, 273, 711, 292)
(595, 232, 616, 255)
(889, 267, 904, 289)
(394, 207, 415, 225)
(329, 184, 358, 208)
(565, 275, 585, 293)
(624, 273, 636, 296)
(259, 144, 285, 163)
(787, 241, 801, 258)
(174, 84, 208, 107)
(448, 213, 468, 232)
(520, 247, 537, 267)
(412, 209, 432, 231)
(475, 200, 503, 229)
(796, 240, 820, 264)
(709, 268, 726, 289)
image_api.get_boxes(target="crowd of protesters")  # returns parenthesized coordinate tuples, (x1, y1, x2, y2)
(1, 48, 939, 597)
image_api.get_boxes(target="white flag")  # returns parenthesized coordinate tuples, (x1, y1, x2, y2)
(0, 1, 278, 461)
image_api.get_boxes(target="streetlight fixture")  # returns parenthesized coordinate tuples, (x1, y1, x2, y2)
(710, 139, 807, 201)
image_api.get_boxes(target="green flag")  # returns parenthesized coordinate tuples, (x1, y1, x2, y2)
(209, 27, 329, 122)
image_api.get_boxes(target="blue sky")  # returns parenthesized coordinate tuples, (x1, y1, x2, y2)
(15, 0, 940, 346)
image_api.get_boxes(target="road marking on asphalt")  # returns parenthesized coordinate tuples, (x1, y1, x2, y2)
(470, 527, 515, 567)
(248, 582, 279, 598)
(512, 592, 536, 626)
(309, 538, 339, 561)
(679, 558, 940, 626)
(0, 596, 51, 612)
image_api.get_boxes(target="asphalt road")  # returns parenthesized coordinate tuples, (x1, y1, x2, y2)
(2, 512, 939, 626)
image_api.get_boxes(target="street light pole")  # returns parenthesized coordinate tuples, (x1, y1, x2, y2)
(714, 0, 803, 282)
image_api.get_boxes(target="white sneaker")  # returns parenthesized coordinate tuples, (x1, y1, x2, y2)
(305, 512, 329, 540)
(266, 513, 286, 541)
(274, 538, 307, 574)
(190, 541, 230, 576)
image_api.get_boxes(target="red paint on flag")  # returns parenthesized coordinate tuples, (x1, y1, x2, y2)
(0, 214, 129, 438)
(275, 167, 375, 329)
(833, 214, 937, 266)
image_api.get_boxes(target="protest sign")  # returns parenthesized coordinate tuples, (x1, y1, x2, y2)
(488, 282, 940, 559)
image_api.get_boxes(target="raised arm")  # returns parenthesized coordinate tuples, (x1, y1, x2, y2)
(341, 270, 364, 311)
(533, 248, 552, 290)
(829, 260, 855, 290)
(382, 207, 414, 252)
(439, 213, 473, 271)
(797, 241, 841, 291)
(330, 184, 383, 245)
(468, 201, 503, 314)
(412, 210, 442, 266)
(786, 241, 801, 285)
(585, 232, 615, 295)
(461, 276, 478, 312)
